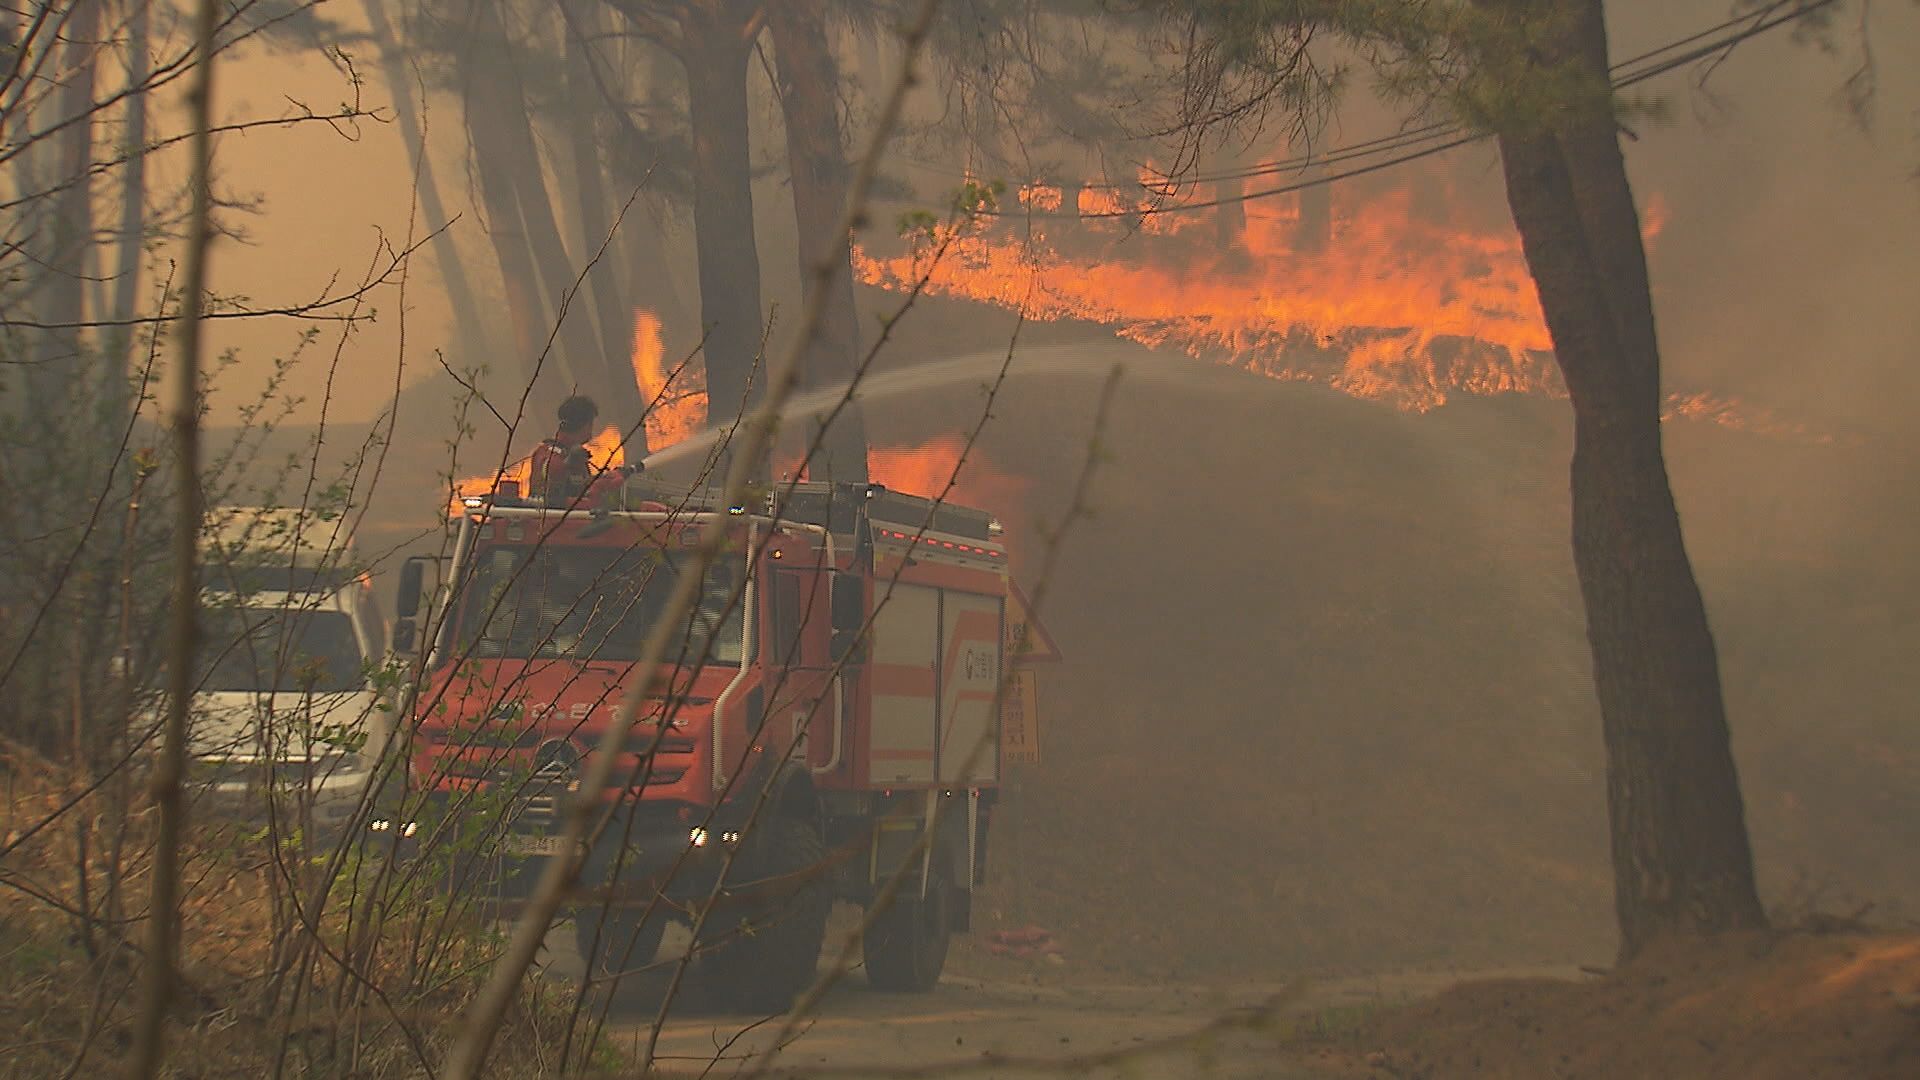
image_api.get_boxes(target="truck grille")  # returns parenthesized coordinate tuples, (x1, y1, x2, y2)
(517, 740, 583, 826)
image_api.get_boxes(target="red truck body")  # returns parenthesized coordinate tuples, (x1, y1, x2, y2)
(389, 477, 1013, 1000)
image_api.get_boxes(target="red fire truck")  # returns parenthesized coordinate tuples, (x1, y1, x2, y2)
(386, 475, 1011, 1010)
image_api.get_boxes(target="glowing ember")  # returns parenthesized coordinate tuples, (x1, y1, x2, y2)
(1019, 183, 1063, 212)
(632, 310, 708, 449)
(1661, 392, 1837, 444)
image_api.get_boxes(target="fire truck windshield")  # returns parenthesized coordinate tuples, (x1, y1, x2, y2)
(453, 543, 744, 666)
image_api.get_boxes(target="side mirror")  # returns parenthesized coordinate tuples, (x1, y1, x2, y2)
(396, 556, 431, 619)
(392, 620, 417, 655)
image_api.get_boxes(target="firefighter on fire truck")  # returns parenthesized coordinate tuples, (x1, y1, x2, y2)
(529, 395, 600, 506)
(528, 394, 646, 508)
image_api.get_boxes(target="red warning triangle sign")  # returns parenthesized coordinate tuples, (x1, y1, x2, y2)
(1005, 579, 1063, 665)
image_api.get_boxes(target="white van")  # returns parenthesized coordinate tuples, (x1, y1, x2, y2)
(190, 508, 391, 834)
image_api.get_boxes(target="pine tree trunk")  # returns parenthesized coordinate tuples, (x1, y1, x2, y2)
(680, 0, 766, 425)
(104, 0, 149, 424)
(562, 0, 648, 439)
(32, 0, 98, 410)
(770, 0, 868, 482)
(1487, 0, 1765, 960)
(460, 25, 561, 402)
(465, 0, 604, 411)
(482, 1, 607, 398)
(360, 1, 491, 368)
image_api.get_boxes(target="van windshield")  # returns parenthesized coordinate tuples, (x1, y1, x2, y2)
(452, 544, 744, 665)
(199, 607, 365, 693)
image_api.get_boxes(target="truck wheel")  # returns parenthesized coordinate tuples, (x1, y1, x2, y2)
(576, 907, 667, 1009)
(698, 816, 830, 1015)
(862, 856, 952, 992)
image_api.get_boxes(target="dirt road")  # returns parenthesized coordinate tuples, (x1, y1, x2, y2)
(600, 963, 1586, 1078)
(624, 975, 1302, 1078)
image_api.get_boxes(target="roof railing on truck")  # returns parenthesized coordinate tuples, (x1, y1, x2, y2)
(461, 476, 1003, 544)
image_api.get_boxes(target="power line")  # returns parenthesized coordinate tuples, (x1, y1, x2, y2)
(1169, 0, 1824, 188)
(970, 0, 1838, 220)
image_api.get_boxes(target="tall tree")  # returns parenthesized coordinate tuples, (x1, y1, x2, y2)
(1474, 0, 1764, 955)
(31, 0, 99, 407)
(606, 0, 770, 428)
(359, 0, 493, 370)
(561, 0, 651, 433)
(1150, 0, 1767, 959)
(461, 0, 614, 418)
(770, 0, 869, 482)
(446, 0, 574, 405)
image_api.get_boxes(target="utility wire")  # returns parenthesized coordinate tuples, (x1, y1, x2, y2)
(967, 0, 1837, 219)
(1166, 0, 1823, 188)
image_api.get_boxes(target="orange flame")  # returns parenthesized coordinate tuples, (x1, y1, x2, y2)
(857, 171, 1561, 413)
(772, 435, 1027, 516)
(1660, 392, 1838, 444)
(868, 436, 974, 499)
(631, 311, 707, 449)
(450, 309, 717, 508)
(868, 435, 1028, 511)
(852, 165, 1759, 425)
(451, 424, 628, 508)
(1019, 183, 1063, 212)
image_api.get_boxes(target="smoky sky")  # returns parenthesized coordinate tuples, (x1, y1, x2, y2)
(201, 1, 1919, 441)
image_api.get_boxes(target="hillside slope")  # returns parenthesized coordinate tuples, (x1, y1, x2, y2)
(214, 331, 1920, 980)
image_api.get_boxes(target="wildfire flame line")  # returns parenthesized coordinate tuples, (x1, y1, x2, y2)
(858, 166, 1824, 441)
(858, 176, 1565, 413)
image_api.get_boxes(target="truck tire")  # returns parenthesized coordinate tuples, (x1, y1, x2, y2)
(862, 855, 952, 992)
(698, 816, 830, 1014)
(576, 907, 667, 1009)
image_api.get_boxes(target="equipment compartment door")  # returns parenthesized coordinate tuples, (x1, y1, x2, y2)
(939, 591, 1003, 785)
(867, 583, 939, 784)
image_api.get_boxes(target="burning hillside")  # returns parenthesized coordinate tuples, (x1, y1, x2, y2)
(454, 165, 1828, 510)
(856, 167, 1566, 413)
(854, 161, 1824, 439)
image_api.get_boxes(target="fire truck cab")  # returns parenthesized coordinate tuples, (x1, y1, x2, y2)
(388, 475, 1010, 1008)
